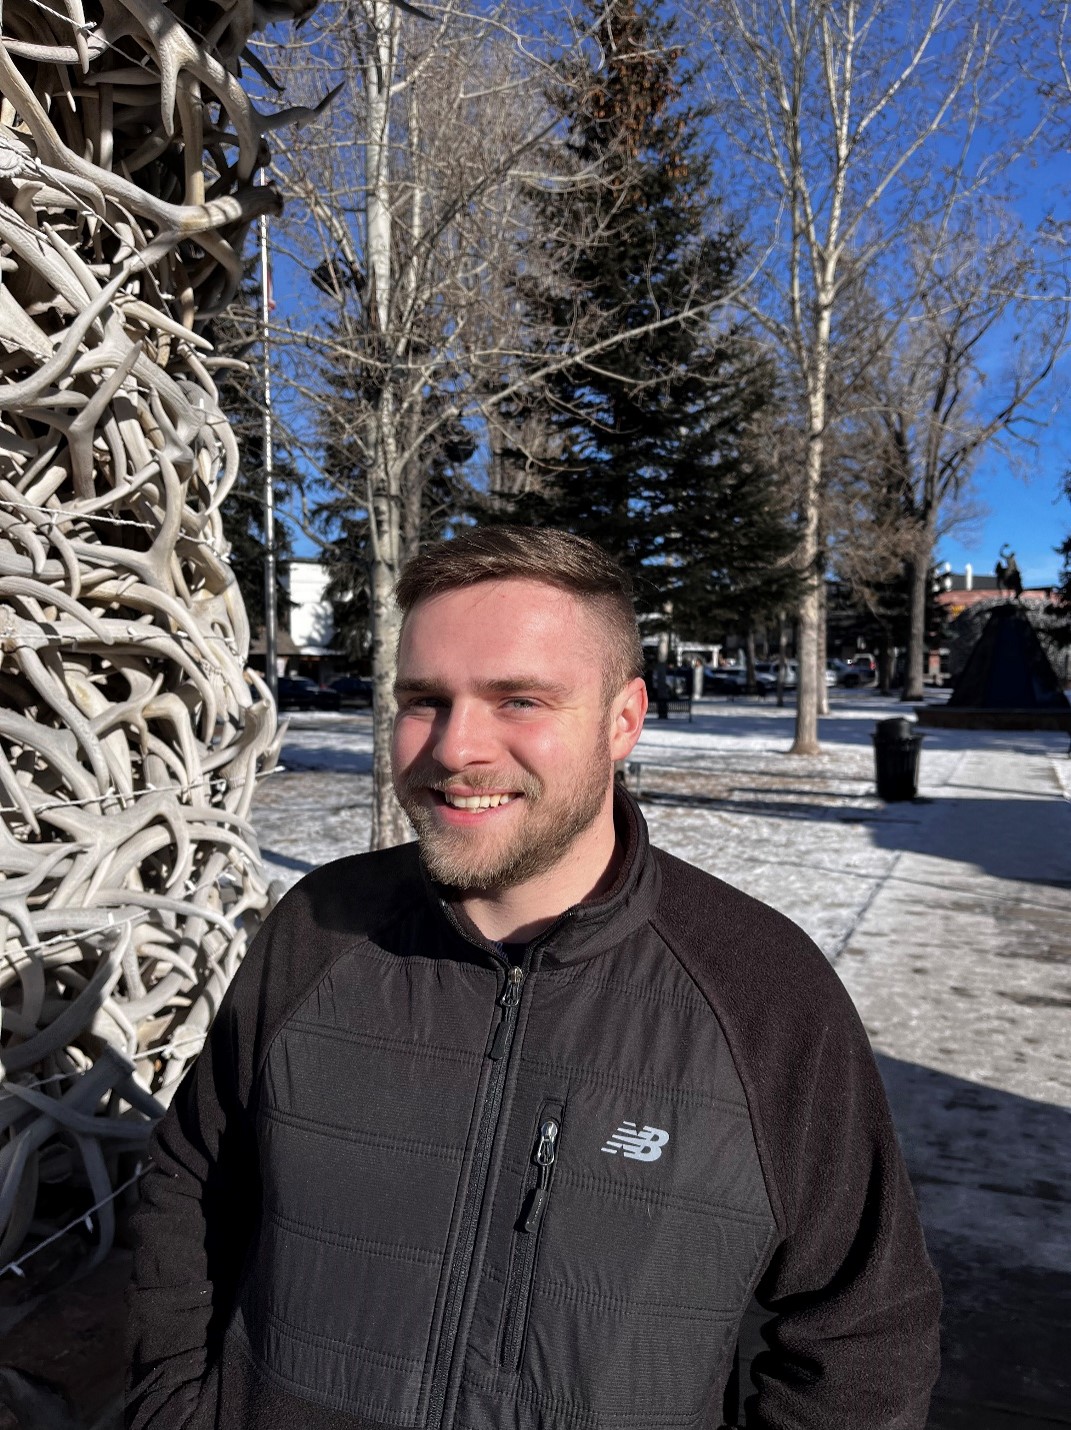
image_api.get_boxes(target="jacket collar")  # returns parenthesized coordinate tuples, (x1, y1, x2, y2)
(421, 785, 660, 969)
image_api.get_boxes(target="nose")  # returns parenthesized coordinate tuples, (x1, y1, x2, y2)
(432, 698, 497, 772)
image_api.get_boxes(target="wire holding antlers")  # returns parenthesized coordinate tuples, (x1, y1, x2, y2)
(0, 0, 317, 1269)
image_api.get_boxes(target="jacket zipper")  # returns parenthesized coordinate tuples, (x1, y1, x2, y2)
(500, 1104, 562, 1371)
(487, 965, 524, 1060)
(426, 957, 528, 1430)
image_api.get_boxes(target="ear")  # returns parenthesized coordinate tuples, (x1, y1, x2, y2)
(608, 676, 647, 761)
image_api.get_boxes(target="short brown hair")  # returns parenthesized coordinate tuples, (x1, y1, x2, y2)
(395, 527, 644, 696)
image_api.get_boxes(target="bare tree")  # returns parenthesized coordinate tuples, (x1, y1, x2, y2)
(263, 1, 740, 845)
(867, 213, 1068, 700)
(693, 0, 1023, 752)
(260, 0, 555, 845)
(826, 419, 918, 690)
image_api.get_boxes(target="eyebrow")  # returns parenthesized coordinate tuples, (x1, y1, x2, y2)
(394, 676, 571, 699)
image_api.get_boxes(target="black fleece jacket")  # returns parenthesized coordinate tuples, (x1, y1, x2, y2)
(127, 793, 941, 1430)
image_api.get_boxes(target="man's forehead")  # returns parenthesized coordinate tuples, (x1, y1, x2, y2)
(403, 579, 591, 639)
(398, 579, 602, 672)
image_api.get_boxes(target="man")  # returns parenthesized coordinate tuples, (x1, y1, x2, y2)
(127, 528, 941, 1430)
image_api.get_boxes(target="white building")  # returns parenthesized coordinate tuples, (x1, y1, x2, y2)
(286, 559, 335, 663)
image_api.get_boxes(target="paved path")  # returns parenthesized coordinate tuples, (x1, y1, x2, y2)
(835, 744, 1071, 1428)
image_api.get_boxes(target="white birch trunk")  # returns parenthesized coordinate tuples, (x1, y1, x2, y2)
(816, 553, 830, 717)
(363, 0, 411, 851)
(791, 332, 830, 755)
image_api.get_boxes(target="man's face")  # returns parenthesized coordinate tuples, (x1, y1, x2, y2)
(392, 578, 635, 892)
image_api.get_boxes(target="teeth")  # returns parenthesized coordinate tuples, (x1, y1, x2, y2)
(443, 792, 515, 809)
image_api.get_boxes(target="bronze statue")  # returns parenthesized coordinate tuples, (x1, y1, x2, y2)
(995, 545, 1023, 600)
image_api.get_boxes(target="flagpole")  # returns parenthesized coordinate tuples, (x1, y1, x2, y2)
(258, 169, 279, 704)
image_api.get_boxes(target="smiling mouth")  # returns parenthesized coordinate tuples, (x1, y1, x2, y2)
(437, 791, 519, 811)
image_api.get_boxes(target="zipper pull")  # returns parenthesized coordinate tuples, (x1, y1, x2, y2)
(534, 1118, 559, 1168)
(487, 965, 524, 1060)
(522, 1119, 559, 1232)
(502, 965, 524, 1009)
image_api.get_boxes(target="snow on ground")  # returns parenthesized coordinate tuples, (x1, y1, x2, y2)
(253, 713, 375, 889)
(255, 691, 1062, 964)
(252, 692, 1071, 1421)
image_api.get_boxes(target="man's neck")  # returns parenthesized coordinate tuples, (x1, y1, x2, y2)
(460, 800, 622, 944)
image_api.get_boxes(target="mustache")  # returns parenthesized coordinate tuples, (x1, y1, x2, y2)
(396, 766, 541, 800)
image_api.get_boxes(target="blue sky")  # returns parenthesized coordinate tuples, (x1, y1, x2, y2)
(933, 194, 1070, 587)
(936, 441, 1070, 589)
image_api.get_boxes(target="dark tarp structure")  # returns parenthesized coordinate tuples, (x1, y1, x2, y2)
(949, 605, 1070, 711)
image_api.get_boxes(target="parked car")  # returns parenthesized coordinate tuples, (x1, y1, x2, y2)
(330, 675, 373, 707)
(826, 658, 853, 686)
(702, 665, 743, 695)
(755, 659, 797, 689)
(841, 655, 877, 688)
(702, 665, 778, 696)
(277, 676, 341, 711)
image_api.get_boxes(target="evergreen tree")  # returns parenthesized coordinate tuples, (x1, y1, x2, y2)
(510, 0, 797, 635)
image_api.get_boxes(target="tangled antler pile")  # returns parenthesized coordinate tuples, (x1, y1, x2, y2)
(0, 0, 316, 1269)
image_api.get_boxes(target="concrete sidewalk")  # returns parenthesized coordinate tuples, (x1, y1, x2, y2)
(835, 744, 1071, 1428)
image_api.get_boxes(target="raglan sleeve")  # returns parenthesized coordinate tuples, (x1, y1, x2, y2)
(124, 918, 272, 1430)
(743, 955, 942, 1430)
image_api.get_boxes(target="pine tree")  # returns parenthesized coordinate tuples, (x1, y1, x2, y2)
(510, 0, 797, 636)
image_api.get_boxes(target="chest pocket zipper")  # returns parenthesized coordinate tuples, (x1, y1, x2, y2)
(500, 1103, 563, 1371)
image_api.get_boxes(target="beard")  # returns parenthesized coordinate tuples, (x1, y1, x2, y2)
(395, 733, 612, 893)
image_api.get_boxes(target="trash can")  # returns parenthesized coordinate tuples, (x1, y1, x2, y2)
(871, 717, 923, 801)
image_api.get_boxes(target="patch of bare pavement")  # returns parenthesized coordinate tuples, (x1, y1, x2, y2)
(832, 741, 1071, 1430)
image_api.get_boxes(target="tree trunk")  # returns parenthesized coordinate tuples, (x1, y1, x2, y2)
(902, 511, 936, 703)
(744, 624, 758, 695)
(364, 0, 410, 849)
(793, 579, 821, 752)
(816, 569, 829, 716)
(369, 547, 410, 848)
(902, 549, 929, 703)
(878, 632, 894, 695)
(776, 613, 788, 708)
(654, 628, 670, 720)
(790, 373, 827, 755)
(367, 393, 410, 849)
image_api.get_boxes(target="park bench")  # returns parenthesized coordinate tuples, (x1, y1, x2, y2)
(652, 692, 692, 721)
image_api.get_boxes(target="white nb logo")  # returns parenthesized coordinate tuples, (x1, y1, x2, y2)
(601, 1122, 670, 1162)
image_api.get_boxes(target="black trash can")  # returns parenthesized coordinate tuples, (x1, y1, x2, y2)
(872, 717, 923, 801)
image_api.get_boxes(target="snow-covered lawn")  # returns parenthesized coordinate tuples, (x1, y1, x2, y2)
(254, 691, 1066, 965)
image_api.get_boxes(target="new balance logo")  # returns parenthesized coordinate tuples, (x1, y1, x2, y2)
(601, 1122, 670, 1162)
